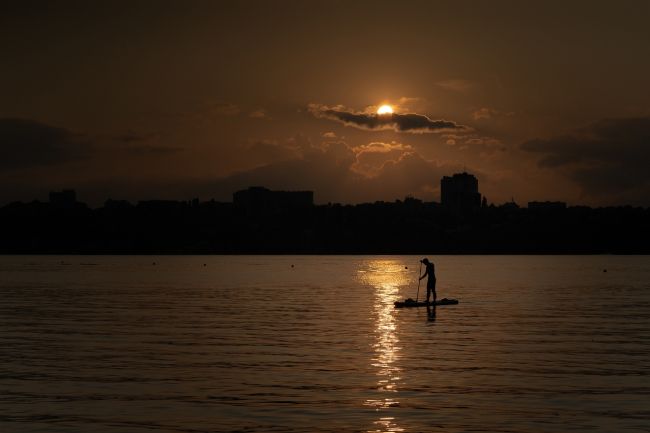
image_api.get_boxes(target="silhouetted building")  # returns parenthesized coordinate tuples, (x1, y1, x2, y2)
(2, 188, 650, 254)
(441, 172, 481, 213)
(104, 199, 133, 210)
(49, 189, 77, 207)
(528, 201, 567, 211)
(233, 187, 313, 213)
(500, 199, 520, 211)
(137, 200, 186, 212)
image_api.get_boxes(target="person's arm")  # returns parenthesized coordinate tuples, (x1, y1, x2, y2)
(419, 267, 428, 280)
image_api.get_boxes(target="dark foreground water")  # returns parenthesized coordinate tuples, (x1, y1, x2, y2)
(1, 255, 649, 433)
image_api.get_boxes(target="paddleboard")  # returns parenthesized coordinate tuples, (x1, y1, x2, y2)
(394, 298, 459, 308)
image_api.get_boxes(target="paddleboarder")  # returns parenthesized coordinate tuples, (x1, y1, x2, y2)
(419, 258, 436, 304)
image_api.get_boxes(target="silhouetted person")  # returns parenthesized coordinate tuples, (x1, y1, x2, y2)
(419, 258, 436, 304)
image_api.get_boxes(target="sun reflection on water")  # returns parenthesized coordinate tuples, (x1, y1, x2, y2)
(359, 260, 409, 433)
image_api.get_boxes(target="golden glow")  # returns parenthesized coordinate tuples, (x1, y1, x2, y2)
(377, 104, 393, 115)
(358, 260, 409, 433)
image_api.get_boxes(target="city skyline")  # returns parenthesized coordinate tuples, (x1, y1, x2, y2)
(4, 172, 579, 209)
(3, 179, 648, 255)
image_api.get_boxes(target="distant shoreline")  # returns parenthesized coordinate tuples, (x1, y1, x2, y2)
(3, 198, 649, 255)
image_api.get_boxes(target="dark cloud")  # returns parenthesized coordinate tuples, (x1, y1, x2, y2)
(377, 152, 456, 194)
(207, 102, 241, 116)
(0, 132, 470, 206)
(112, 131, 158, 143)
(245, 139, 299, 165)
(197, 139, 464, 204)
(0, 118, 89, 170)
(125, 145, 183, 155)
(0, 118, 182, 170)
(309, 104, 468, 134)
(521, 117, 650, 203)
(107, 131, 185, 156)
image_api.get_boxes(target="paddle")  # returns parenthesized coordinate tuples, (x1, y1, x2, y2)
(415, 261, 422, 302)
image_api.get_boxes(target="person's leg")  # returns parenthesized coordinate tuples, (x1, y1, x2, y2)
(426, 286, 431, 303)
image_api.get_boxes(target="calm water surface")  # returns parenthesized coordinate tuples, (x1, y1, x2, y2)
(1, 255, 649, 432)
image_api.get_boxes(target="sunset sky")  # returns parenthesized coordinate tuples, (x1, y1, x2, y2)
(2, 0, 650, 206)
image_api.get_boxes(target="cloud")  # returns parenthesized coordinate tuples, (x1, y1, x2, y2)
(351, 141, 414, 176)
(125, 145, 183, 155)
(208, 102, 241, 116)
(366, 97, 423, 114)
(0, 126, 468, 206)
(394, 96, 422, 107)
(245, 138, 300, 165)
(111, 131, 158, 143)
(249, 109, 267, 118)
(443, 133, 465, 146)
(0, 118, 89, 170)
(472, 107, 515, 120)
(472, 108, 494, 120)
(441, 133, 506, 155)
(352, 141, 412, 153)
(309, 104, 468, 134)
(322, 131, 337, 138)
(0, 118, 185, 178)
(107, 131, 181, 155)
(465, 136, 504, 149)
(521, 117, 650, 203)
(199, 137, 465, 204)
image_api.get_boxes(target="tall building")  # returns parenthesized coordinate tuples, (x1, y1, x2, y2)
(441, 172, 481, 213)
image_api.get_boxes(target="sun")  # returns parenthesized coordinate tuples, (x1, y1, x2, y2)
(377, 104, 393, 115)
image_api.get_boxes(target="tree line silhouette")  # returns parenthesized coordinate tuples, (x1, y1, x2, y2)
(0, 191, 648, 254)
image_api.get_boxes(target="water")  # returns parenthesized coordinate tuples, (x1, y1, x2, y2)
(1, 255, 649, 433)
